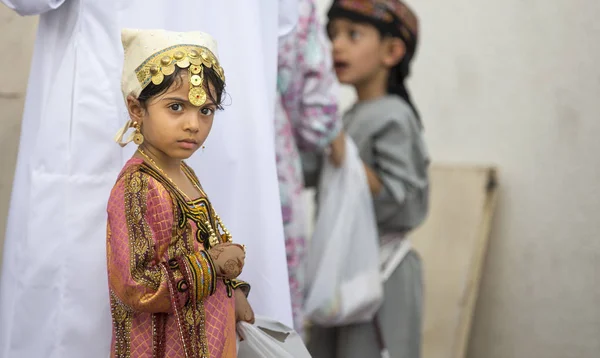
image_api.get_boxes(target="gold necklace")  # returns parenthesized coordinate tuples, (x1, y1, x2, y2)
(137, 148, 232, 247)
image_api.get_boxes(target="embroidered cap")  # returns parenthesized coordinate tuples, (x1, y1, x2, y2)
(116, 29, 225, 147)
(328, 0, 418, 50)
(120, 28, 224, 107)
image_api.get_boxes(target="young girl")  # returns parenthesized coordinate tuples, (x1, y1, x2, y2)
(107, 29, 254, 358)
(308, 1, 429, 357)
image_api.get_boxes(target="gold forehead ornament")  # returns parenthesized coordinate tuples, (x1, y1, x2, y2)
(135, 44, 225, 107)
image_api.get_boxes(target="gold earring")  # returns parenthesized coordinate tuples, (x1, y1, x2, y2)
(132, 121, 144, 145)
(202, 145, 205, 152)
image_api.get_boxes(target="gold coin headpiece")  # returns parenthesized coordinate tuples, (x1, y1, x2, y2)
(116, 29, 225, 146)
(135, 44, 225, 107)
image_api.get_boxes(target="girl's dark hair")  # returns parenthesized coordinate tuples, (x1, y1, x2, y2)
(137, 65, 226, 109)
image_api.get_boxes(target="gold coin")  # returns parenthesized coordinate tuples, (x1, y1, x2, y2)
(189, 87, 207, 107)
(215, 66, 225, 80)
(151, 72, 164, 85)
(174, 51, 185, 61)
(161, 64, 175, 76)
(133, 132, 144, 145)
(189, 49, 199, 58)
(190, 65, 202, 75)
(189, 57, 202, 66)
(190, 74, 203, 87)
(149, 65, 160, 76)
(160, 56, 171, 66)
(176, 58, 190, 68)
(201, 57, 212, 68)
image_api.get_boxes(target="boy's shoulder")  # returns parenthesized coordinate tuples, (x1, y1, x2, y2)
(347, 95, 417, 131)
(372, 95, 414, 122)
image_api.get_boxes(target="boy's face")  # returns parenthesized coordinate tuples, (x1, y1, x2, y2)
(328, 18, 387, 87)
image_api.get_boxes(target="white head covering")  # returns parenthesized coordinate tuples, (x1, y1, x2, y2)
(120, 28, 221, 100)
(116, 28, 224, 146)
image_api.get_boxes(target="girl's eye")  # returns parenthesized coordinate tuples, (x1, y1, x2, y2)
(201, 107, 215, 116)
(169, 103, 184, 112)
(349, 30, 361, 41)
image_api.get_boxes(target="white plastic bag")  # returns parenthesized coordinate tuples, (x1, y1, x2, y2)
(237, 315, 311, 358)
(304, 137, 383, 326)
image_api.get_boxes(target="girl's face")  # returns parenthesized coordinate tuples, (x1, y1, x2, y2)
(328, 18, 386, 86)
(129, 72, 218, 161)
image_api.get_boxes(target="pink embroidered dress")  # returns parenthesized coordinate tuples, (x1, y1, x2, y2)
(107, 158, 248, 358)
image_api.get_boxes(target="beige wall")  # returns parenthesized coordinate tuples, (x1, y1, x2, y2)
(317, 0, 600, 357)
(0, 6, 37, 258)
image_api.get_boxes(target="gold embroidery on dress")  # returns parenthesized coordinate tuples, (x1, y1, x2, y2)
(135, 162, 233, 356)
(126, 171, 161, 289)
(185, 301, 209, 357)
(168, 202, 195, 262)
(111, 291, 133, 358)
(184, 301, 203, 327)
(197, 301, 209, 357)
(170, 259, 209, 357)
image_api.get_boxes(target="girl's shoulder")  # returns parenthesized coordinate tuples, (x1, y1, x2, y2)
(111, 158, 172, 203)
(115, 157, 144, 181)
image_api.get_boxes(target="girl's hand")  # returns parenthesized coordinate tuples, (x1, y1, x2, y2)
(234, 288, 255, 324)
(329, 132, 346, 167)
(208, 243, 245, 279)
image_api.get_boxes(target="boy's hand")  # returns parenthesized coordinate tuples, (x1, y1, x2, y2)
(329, 132, 346, 167)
